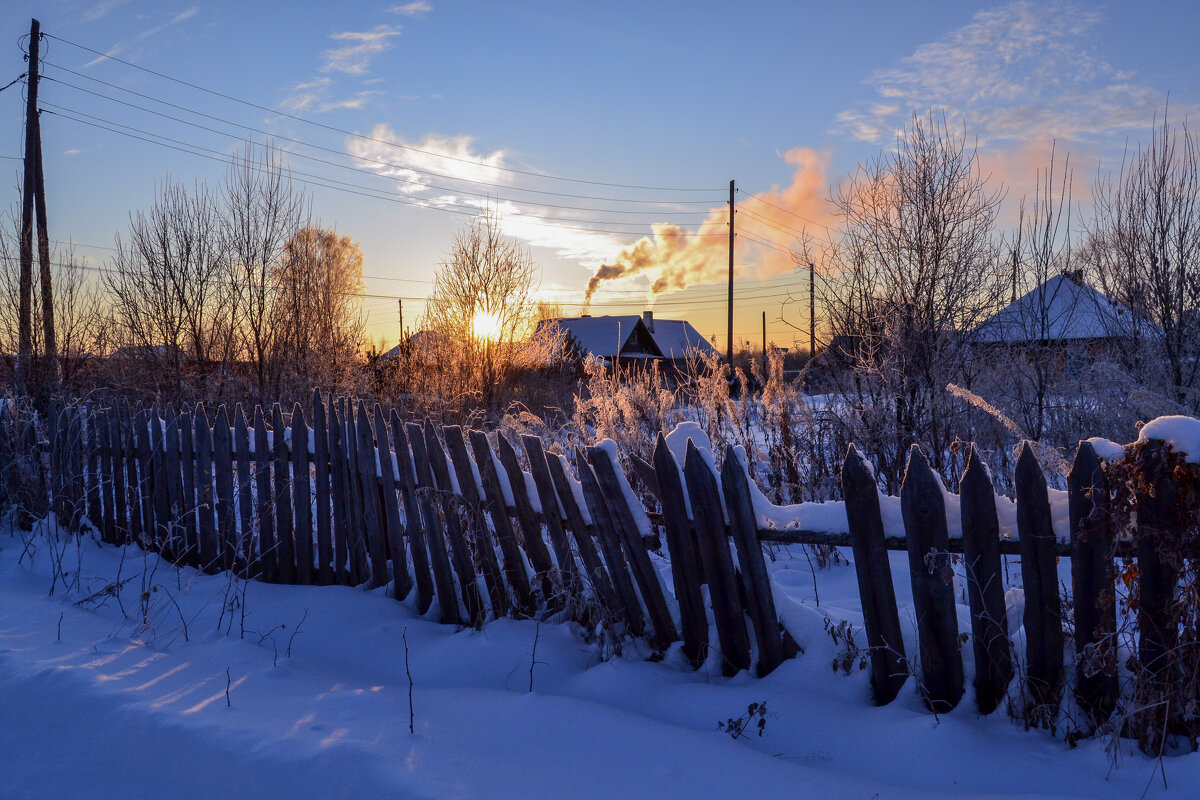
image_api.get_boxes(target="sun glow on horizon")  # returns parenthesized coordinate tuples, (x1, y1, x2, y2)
(471, 308, 502, 342)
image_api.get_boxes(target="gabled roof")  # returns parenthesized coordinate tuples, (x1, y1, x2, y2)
(540, 314, 719, 361)
(973, 274, 1143, 344)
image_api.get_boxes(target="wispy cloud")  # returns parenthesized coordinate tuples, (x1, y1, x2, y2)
(80, 0, 130, 24)
(348, 125, 625, 266)
(836, 1, 1176, 152)
(83, 7, 198, 67)
(388, 2, 432, 17)
(321, 25, 402, 75)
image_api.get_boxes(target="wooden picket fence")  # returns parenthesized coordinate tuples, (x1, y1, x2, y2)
(8, 393, 1190, 724)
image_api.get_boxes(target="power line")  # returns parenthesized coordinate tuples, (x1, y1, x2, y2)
(43, 32, 718, 193)
(736, 188, 835, 233)
(44, 107, 732, 237)
(41, 68, 720, 213)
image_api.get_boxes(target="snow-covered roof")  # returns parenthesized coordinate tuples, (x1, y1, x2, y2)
(544, 314, 718, 361)
(972, 274, 1142, 344)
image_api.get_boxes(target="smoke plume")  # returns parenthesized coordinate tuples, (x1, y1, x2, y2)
(583, 147, 835, 307)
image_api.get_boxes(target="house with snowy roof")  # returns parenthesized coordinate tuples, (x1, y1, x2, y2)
(537, 311, 718, 367)
(971, 272, 1148, 348)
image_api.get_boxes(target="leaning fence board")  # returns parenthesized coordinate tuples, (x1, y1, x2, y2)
(68, 408, 87, 532)
(652, 434, 708, 669)
(122, 404, 142, 545)
(312, 392, 334, 586)
(150, 412, 171, 551)
(721, 446, 784, 676)
(271, 404, 296, 584)
(1068, 440, 1116, 727)
(423, 423, 483, 626)
(682, 441, 750, 676)
(85, 408, 101, 527)
(374, 406, 412, 600)
(392, 416, 435, 614)
(290, 403, 314, 584)
(407, 421, 463, 625)
(132, 409, 153, 546)
(576, 449, 645, 638)
(178, 408, 197, 563)
(470, 430, 535, 617)
(214, 407, 237, 573)
(327, 402, 350, 583)
(194, 408, 218, 573)
(233, 406, 254, 573)
(589, 446, 677, 649)
(252, 406, 276, 581)
(99, 408, 117, 543)
(841, 444, 908, 705)
(496, 434, 557, 603)
(521, 435, 581, 599)
(901, 445, 963, 713)
(342, 400, 368, 585)
(354, 404, 391, 589)
(162, 407, 185, 561)
(1015, 442, 1064, 724)
(443, 424, 506, 618)
(545, 451, 616, 612)
(959, 445, 1012, 715)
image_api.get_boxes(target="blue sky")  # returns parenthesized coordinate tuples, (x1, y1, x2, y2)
(3, 1, 1198, 350)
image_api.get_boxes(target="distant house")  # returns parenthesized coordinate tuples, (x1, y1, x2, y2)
(537, 311, 718, 366)
(971, 272, 1146, 348)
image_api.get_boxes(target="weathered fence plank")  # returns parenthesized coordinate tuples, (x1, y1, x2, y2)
(520, 436, 578, 590)
(471, 430, 535, 617)
(354, 403, 390, 589)
(374, 406, 412, 600)
(148, 412, 169, 550)
(423, 423, 483, 626)
(589, 446, 677, 649)
(113, 405, 131, 544)
(445, 425, 507, 618)
(496, 435, 558, 604)
(233, 406, 254, 573)
(900, 445, 963, 713)
(214, 406, 237, 573)
(1015, 442, 1064, 725)
(408, 422, 464, 624)
(177, 408, 196, 563)
(682, 441, 750, 676)
(959, 445, 1012, 715)
(393, 416, 435, 614)
(575, 449, 646, 638)
(312, 392, 333, 586)
(342, 400, 367, 584)
(85, 408, 100, 528)
(122, 404, 143, 545)
(135, 409, 155, 546)
(721, 446, 784, 676)
(252, 406, 275, 581)
(194, 408, 218, 573)
(1068, 440, 1116, 728)
(99, 408, 117, 543)
(652, 434, 708, 669)
(842, 444, 908, 705)
(290, 403, 314, 584)
(545, 451, 617, 612)
(162, 406, 185, 561)
(270, 404, 295, 583)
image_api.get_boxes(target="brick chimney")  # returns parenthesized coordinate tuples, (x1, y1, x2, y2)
(642, 310, 654, 332)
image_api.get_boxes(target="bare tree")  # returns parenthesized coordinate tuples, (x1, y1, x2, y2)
(224, 141, 305, 402)
(104, 179, 235, 401)
(422, 210, 540, 411)
(1089, 110, 1200, 414)
(272, 226, 366, 398)
(819, 112, 1006, 489)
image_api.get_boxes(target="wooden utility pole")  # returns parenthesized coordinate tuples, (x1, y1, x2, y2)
(809, 261, 815, 362)
(398, 298, 404, 342)
(761, 310, 767, 381)
(726, 179, 734, 367)
(17, 17, 58, 392)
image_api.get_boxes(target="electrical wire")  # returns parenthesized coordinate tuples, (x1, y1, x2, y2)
(736, 188, 836, 233)
(43, 32, 718, 193)
(40, 68, 720, 214)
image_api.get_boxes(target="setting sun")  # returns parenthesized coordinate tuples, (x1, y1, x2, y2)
(471, 308, 502, 342)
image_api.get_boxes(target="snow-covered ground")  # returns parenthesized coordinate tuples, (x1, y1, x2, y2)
(2, 520, 1196, 799)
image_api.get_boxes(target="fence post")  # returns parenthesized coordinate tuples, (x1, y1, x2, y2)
(682, 440, 750, 676)
(1067, 440, 1116, 728)
(652, 434, 708, 669)
(959, 444, 1012, 715)
(1015, 441, 1064, 727)
(721, 445, 785, 676)
(900, 444, 963, 713)
(842, 444, 908, 705)
(1134, 438, 1180, 754)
